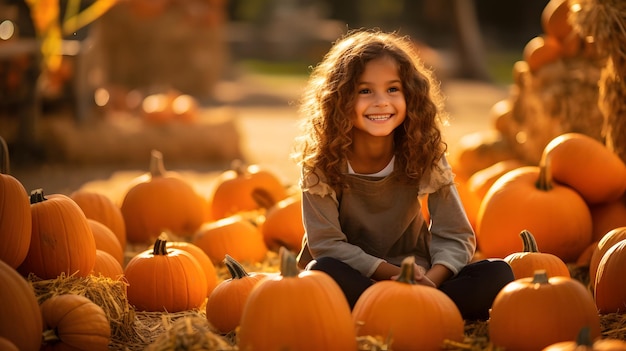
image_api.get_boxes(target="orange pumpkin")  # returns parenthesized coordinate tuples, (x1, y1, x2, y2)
(0, 136, 32, 269)
(589, 227, 626, 289)
(209, 160, 287, 219)
(0, 259, 43, 351)
(124, 237, 207, 312)
(543, 326, 626, 351)
(589, 197, 626, 243)
(121, 150, 205, 244)
(92, 249, 124, 280)
(504, 230, 571, 279)
(523, 35, 563, 73)
(70, 190, 127, 249)
(166, 240, 219, 297)
(205, 254, 269, 334)
(18, 189, 97, 279)
(594, 239, 626, 314)
(476, 166, 592, 262)
(88, 219, 124, 266)
(260, 195, 304, 252)
(0, 337, 18, 351)
(489, 270, 601, 351)
(542, 0, 573, 41)
(541, 133, 626, 205)
(238, 248, 357, 351)
(192, 215, 268, 265)
(40, 294, 111, 351)
(352, 256, 464, 351)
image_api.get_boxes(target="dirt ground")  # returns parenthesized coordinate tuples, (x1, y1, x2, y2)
(9, 74, 509, 198)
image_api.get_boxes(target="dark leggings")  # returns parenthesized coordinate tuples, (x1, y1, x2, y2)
(308, 257, 514, 321)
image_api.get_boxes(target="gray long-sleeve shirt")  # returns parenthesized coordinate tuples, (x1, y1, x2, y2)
(297, 155, 476, 278)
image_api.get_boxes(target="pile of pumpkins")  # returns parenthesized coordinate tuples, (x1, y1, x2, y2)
(2, 134, 626, 350)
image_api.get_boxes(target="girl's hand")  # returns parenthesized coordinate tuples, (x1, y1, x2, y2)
(413, 264, 436, 288)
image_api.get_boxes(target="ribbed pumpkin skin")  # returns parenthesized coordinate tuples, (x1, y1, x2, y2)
(238, 249, 357, 351)
(594, 239, 626, 314)
(18, 192, 97, 279)
(0, 336, 19, 351)
(489, 272, 601, 351)
(124, 239, 208, 312)
(40, 294, 111, 351)
(0, 173, 31, 268)
(166, 241, 219, 297)
(0, 259, 43, 351)
(476, 166, 592, 262)
(504, 230, 571, 279)
(352, 282, 464, 351)
(261, 195, 305, 252)
(70, 190, 127, 249)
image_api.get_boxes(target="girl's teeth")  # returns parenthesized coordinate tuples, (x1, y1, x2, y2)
(367, 115, 390, 120)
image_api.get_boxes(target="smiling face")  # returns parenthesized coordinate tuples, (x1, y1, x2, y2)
(352, 56, 407, 139)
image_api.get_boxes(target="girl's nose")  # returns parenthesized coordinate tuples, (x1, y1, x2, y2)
(373, 94, 389, 107)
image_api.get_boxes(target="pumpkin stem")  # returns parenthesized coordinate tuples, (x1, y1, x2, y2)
(149, 149, 167, 178)
(152, 237, 168, 256)
(224, 254, 250, 279)
(279, 246, 299, 278)
(531, 269, 550, 284)
(0, 135, 9, 174)
(30, 188, 47, 204)
(395, 256, 417, 285)
(575, 326, 593, 346)
(535, 161, 553, 191)
(230, 159, 247, 176)
(42, 328, 61, 344)
(520, 230, 540, 253)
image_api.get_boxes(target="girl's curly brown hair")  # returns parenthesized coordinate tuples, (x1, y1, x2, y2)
(292, 29, 448, 190)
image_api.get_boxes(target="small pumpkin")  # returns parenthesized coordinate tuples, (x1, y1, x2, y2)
(18, 189, 97, 279)
(589, 227, 626, 289)
(260, 194, 304, 252)
(124, 236, 207, 312)
(121, 150, 205, 244)
(504, 230, 571, 279)
(476, 165, 592, 262)
(40, 294, 111, 351)
(523, 35, 563, 73)
(70, 190, 127, 249)
(594, 239, 626, 314)
(166, 240, 219, 297)
(0, 259, 43, 351)
(489, 270, 601, 351)
(352, 256, 464, 351)
(541, 0, 573, 41)
(88, 219, 124, 266)
(91, 249, 124, 280)
(209, 159, 287, 219)
(542, 326, 626, 351)
(238, 247, 357, 351)
(192, 215, 268, 265)
(0, 136, 32, 269)
(540, 133, 626, 205)
(205, 254, 269, 334)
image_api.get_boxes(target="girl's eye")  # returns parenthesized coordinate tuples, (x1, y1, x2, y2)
(358, 88, 371, 94)
(388, 86, 400, 93)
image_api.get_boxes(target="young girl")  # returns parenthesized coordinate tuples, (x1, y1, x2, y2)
(292, 29, 514, 321)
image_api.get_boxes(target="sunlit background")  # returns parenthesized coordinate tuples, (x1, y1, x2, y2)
(1, 0, 548, 193)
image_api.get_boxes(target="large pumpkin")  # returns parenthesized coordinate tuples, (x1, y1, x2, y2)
(166, 240, 219, 297)
(476, 165, 592, 262)
(192, 215, 268, 265)
(0, 259, 43, 351)
(594, 239, 626, 314)
(124, 237, 207, 312)
(0, 136, 32, 268)
(260, 194, 304, 252)
(238, 248, 357, 351)
(121, 150, 205, 244)
(40, 294, 111, 351)
(18, 189, 97, 279)
(540, 133, 626, 204)
(352, 256, 464, 351)
(504, 229, 571, 279)
(205, 254, 269, 334)
(489, 270, 601, 350)
(70, 190, 127, 249)
(209, 160, 287, 219)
